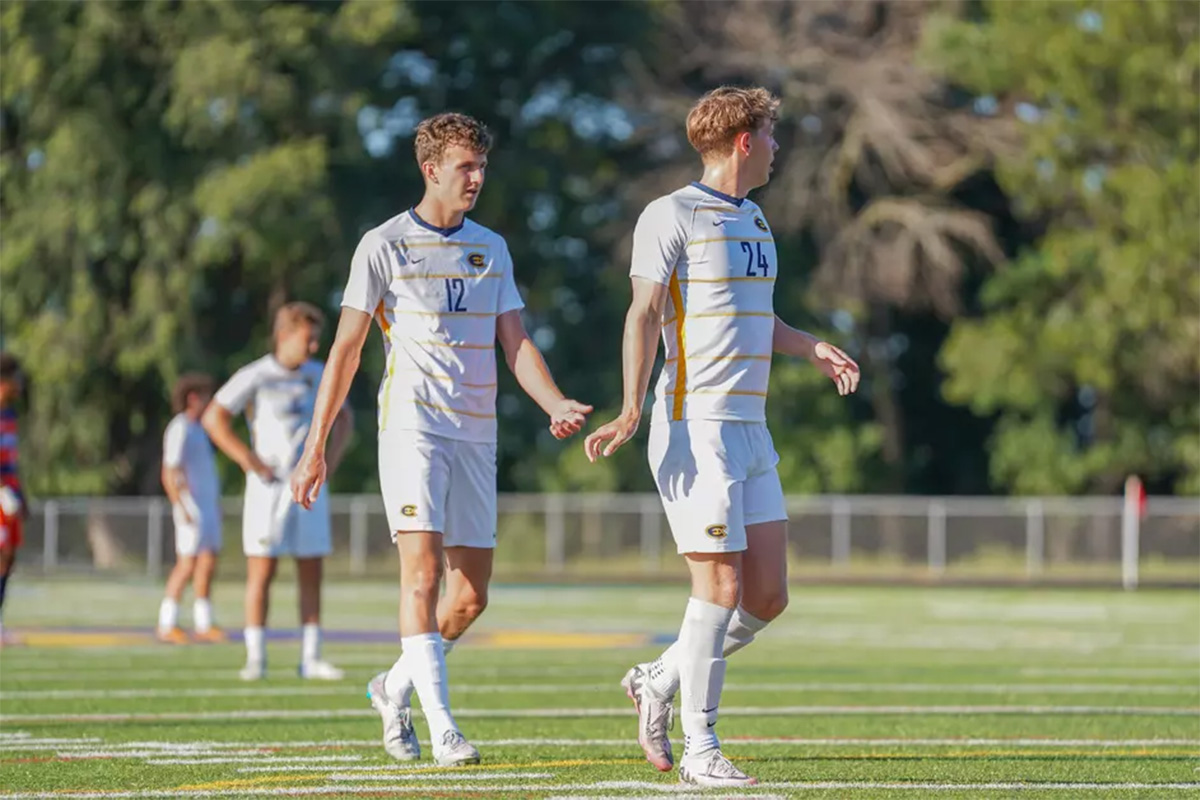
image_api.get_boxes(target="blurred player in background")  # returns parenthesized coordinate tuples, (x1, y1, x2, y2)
(0, 353, 26, 647)
(291, 112, 591, 766)
(585, 87, 861, 788)
(157, 373, 225, 644)
(203, 302, 353, 681)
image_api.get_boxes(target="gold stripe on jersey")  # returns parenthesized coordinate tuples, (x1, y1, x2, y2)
(678, 276, 774, 284)
(376, 300, 398, 432)
(687, 236, 774, 246)
(413, 398, 496, 419)
(394, 309, 498, 318)
(664, 354, 771, 363)
(684, 311, 775, 319)
(374, 300, 393, 336)
(411, 339, 495, 350)
(391, 273, 503, 281)
(407, 364, 497, 389)
(695, 205, 751, 214)
(665, 389, 769, 398)
(398, 241, 493, 249)
(668, 272, 687, 421)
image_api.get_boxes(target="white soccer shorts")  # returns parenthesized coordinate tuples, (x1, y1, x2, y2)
(172, 495, 222, 557)
(378, 428, 497, 549)
(241, 472, 331, 558)
(647, 420, 787, 554)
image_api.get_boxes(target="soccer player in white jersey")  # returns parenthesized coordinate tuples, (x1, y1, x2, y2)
(157, 373, 225, 644)
(203, 302, 353, 681)
(585, 87, 861, 788)
(291, 113, 591, 766)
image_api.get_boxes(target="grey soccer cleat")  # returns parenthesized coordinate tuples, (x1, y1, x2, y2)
(433, 729, 481, 766)
(679, 748, 758, 788)
(367, 671, 421, 761)
(621, 664, 674, 771)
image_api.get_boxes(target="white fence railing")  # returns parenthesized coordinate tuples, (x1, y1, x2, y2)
(20, 494, 1200, 586)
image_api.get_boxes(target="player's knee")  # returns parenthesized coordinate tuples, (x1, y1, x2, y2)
(454, 586, 488, 622)
(749, 587, 788, 621)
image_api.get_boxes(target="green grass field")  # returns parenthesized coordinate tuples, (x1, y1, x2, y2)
(1, 580, 1197, 798)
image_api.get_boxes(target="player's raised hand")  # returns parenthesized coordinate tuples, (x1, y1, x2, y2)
(811, 341, 861, 396)
(549, 398, 593, 440)
(584, 411, 640, 462)
(290, 446, 327, 510)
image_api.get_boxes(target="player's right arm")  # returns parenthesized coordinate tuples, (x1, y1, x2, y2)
(585, 198, 682, 462)
(292, 232, 387, 508)
(202, 370, 275, 482)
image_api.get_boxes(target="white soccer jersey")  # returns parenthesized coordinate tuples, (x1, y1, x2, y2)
(341, 209, 524, 443)
(631, 182, 778, 424)
(162, 413, 221, 519)
(213, 356, 324, 475)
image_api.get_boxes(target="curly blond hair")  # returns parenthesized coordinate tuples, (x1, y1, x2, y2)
(414, 113, 492, 167)
(686, 86, 781, 160)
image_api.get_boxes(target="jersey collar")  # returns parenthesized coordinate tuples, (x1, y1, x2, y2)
(690, 181, 745, 207)
(409, 208, 464, 237)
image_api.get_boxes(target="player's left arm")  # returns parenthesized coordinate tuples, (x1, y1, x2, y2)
(773, 316, 861, 396)
(325, 403, 354, 476)
(496, 310, 592, 439)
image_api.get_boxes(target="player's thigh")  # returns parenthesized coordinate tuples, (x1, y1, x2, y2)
(379, 429, 452, 538)
(173, 516, 201, 558)
(742, 519, 789, 619)
(443, 546, 494, 608)
(649, 421, 747, 555)
(444, 440, 497, 549)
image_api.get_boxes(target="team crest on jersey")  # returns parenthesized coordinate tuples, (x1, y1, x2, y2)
(705, 524, 728, 539)
(401, 504, 418, 518)
(754, 216, 769, 232)
(466, 252, 486, 269)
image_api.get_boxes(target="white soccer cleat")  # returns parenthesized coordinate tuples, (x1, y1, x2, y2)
(239, 660, 265, 681)
(679, 748, 757, 788)
(298, 659, 345, 681)
(367, 671, 421, 761)
(433, 729, 481, 767)
(621, 664, 674, 771)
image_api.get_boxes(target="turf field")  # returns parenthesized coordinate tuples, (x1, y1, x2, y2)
(1, 580, 1197, 798)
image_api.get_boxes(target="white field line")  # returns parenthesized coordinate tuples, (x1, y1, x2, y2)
(3, 781, 1200, 799)
(2, 704, 1196, 724)
(145, 756, 365, 765)
(5, 681, 1197, 701)
(326, 772, 554, 782)
(1021, 667, 1200, 679)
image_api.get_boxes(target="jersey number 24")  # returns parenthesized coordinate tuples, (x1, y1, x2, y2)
(740, 241, 770, 277)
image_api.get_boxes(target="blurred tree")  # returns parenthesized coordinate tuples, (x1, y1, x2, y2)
(927, 0, 1200, 493)
(622, 0, 1009, 495)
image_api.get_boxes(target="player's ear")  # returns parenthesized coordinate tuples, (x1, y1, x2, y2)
(736, 131, 752, 156)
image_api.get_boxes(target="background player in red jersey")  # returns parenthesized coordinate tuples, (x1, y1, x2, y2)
(0, 353, 27, 646)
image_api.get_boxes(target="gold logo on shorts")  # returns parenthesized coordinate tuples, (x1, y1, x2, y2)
(401, 504, 417, 518)
(706, 524, 728, 539)
(754, 216, 769, 232)
(466, 252, 486, 268)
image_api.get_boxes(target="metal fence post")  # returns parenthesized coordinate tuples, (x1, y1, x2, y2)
(928, 500, 946, 576)
(832, 498, 851, 568)
(147, 498, 165, 579)
(1121, 482, 1140, 591)
(349, 496, 368, 577)
(639, 494, 662, 574)
(1025, 499, 1044, 578)
(42, 500, 59, 574)
(546, 493, 566, 574)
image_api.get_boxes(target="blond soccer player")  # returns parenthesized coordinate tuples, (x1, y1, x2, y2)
(585, 87, 861, 788)
(291, 113, 591, 766)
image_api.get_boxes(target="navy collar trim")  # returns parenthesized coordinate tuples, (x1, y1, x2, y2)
(409, 208, 464, 237)
(690, 181, 745, 207)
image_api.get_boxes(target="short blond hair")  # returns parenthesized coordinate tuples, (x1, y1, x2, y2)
(414, 113, 492, 168)
(686, 86, 781, 160)
(273, 301, 325, 343)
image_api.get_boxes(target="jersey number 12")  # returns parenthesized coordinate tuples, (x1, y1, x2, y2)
(445, 278, 467, 312)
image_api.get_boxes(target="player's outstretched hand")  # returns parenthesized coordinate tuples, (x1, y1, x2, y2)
(584, 411, 640, 463)
(811, 341, 861, 396)
(290, 447, 327, 510)
(549, 399, 593, 440)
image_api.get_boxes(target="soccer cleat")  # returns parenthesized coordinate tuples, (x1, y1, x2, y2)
(156, 627, 189, 645)
(367, 671, 421, 761)
(679, 748, 757, 788)
(239, 660, 265, 681)
(192, 626, 228, 643)
(433, 729, 481, 767)
(298, 659, 345, 681)
(621, 664, 674, 771)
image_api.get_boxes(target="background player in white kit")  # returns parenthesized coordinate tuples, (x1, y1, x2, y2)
(585, 87, 861, 788)
(204, 302, 353, 681)
(157, 373, 225, 644)
(291, 113, 591, 766)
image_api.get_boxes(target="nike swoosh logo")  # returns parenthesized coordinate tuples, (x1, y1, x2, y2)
(702, 706, 718, 714)
(711, 219, 730, 226)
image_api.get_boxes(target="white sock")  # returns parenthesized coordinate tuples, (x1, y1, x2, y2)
(157, 598, 179, 633)
(244, 626, 265, 665)
(301, 624, 321, 664)
(648, 606, 769, 699)
(402, 632, 457, 742)
(386, 636, 455, 707)
(677, 598, 733, 759)
(193, 598, 213, 633)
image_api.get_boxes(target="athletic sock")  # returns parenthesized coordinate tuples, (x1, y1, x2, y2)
(678, 598, 733, 759)
(193, 598, 213, 633)
(402, 632, 457, 742)
(244, 625, 265, 665)
(386, 636, 455, 707)
(649, 605, 769, 699)
(157, 598, 179, 633)
(301, 623, 321, 664)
